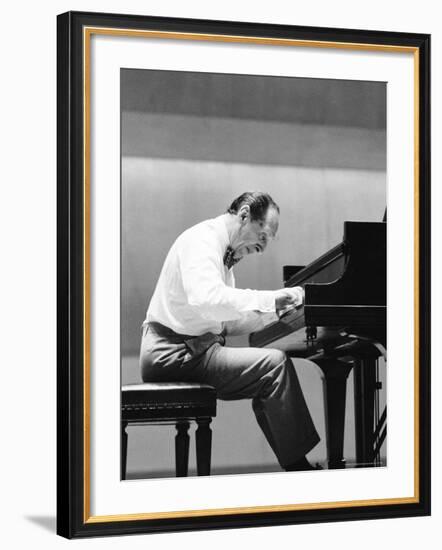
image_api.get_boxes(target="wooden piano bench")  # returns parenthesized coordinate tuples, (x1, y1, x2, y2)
(121, 382, 217, 478)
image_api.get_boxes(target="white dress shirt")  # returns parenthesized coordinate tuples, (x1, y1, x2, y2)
(145, 215, 283, 336)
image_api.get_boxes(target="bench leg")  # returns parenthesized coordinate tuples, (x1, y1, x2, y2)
(121, 421, 128, 480)
(196, 418, 212, 476)
(175, 421, 190, 477)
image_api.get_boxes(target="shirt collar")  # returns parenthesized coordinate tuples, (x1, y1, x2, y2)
(212, 214, 230, 252)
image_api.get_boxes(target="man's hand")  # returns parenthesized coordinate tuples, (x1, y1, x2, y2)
(275, 287, 304, 317)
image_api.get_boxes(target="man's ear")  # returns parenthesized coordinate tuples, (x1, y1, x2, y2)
(239, 204, 250, 224)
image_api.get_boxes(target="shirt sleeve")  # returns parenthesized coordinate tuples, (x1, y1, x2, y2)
(177, 231, 276, 322)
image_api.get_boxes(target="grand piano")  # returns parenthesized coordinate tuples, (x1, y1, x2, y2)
(250, 220, 387, 469)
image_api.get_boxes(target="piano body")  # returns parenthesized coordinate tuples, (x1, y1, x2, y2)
(250, 221, 387, 469)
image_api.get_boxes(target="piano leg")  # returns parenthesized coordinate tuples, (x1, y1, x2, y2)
(315, 359, 353, 469)
(353, 356, 377, 467)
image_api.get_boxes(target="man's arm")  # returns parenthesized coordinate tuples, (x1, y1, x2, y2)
(178, 233, 303, 322)
(224, 286, 304, 336)
(178, 235, 275, 322)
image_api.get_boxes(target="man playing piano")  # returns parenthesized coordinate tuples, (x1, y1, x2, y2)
(140, 191, 320, 472)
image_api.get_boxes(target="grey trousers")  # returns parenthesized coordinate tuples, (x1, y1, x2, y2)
(139, 322, 320, 468)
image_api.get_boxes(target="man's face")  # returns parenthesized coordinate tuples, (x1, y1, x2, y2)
(231, 205, 279, 261)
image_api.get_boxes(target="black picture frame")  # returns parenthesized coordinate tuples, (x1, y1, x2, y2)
(57, 10, 431, 539)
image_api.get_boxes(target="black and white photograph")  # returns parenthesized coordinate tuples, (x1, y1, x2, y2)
(120, 68, 387, 480)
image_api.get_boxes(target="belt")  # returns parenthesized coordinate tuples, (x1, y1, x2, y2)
(147, 321, 225, 356)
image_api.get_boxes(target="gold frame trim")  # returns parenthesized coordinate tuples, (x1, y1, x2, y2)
(82, 27, 420, 523)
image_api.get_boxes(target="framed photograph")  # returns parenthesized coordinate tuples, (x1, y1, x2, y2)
(57, 11, 431, 538)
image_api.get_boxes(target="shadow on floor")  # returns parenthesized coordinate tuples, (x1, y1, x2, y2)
(25, 515, 56, 533)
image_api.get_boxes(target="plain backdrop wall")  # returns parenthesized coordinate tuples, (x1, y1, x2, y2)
(0, 1, 440, 549)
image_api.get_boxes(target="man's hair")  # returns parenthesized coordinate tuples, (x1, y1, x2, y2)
(226, 192, 280, 222)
